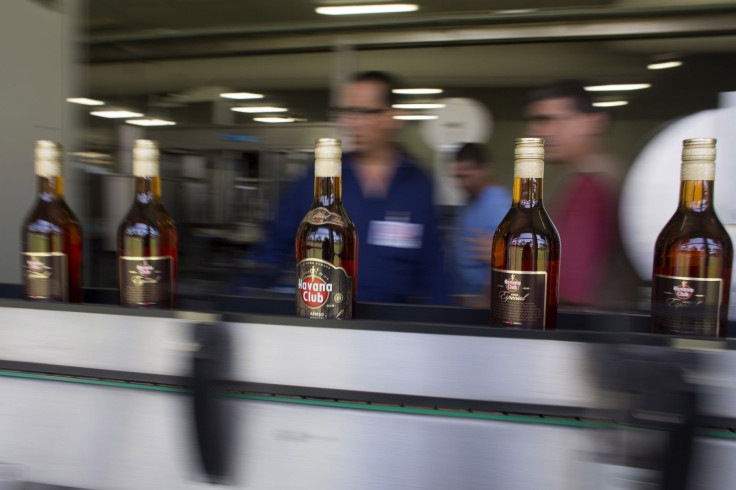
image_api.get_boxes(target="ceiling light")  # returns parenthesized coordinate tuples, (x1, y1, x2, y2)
(220, 92, 264, 100)
(91, 110, 143, 119)
(66, 97, 104, 106)
(393, 103, 446, 110)
(254, 117, 296, 123)
(593, 101, 629, 108)
(585, 84, 651, 92)
(125, 118, 176, 126)
(231, 106, 288, 113)
(647, 61, 682, 70)
(495, 9, 537, 14)
(316, 4, 418, 15)
(393, 115, 438, 121)
(392, 88, 443, 95)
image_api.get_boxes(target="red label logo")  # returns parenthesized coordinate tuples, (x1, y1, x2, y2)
(299, 272, 332, 308)
(137, 262, 153, 277)
(673, 281, 694, 300)
(505, 274, 521, 292)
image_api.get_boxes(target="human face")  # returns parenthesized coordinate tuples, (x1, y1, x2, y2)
(525, 97, 592, 163)
(336, 81, 397, 154)
(452, 159, 483, 199)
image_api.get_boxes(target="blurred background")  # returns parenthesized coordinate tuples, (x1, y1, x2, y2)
(3, 0, 736, 310)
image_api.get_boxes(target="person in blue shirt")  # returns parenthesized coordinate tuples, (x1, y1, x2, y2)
(235, 71, 448, 305)
(449, 143, 511, 306)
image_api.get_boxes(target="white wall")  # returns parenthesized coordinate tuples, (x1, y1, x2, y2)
(0, 0, 79, 284)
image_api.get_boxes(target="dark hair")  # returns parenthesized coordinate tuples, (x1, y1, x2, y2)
(527, 79, 597, 114)
(455, 142, 492, 166)
(350, 70, 399, 107)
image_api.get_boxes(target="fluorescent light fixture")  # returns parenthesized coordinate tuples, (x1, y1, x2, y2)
(393, 88, 443, 95)
(254, 117, 296, 123)
(495, 9, 537, 14)
(316, 4, 418, 15)
(647, 61, 682, 70)
(231, 106, 288, 113)
(66, 97, 104, 106)
(393, 115, 438, 121)
(392, 103, 446, 110)
(219, 92, 264, 100)
(593, 101, 629, 108)
(70, 151, 110, 159)
(91, 110, 143, 119)
(125, 118, 176, 126)
(585, 84, 651, 92)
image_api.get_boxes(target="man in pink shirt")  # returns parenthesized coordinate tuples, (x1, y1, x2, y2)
(525, 80, 639, 308)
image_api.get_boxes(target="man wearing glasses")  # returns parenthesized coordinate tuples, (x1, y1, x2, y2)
(239, 71, 448, 305)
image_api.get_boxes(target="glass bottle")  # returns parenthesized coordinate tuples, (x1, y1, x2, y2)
(117, 140, 178, 308)
(21, 140, 83, 302)
(652, 138, 733, 337)
(491, 138, 561, 330)
(295, 138, 358, 319)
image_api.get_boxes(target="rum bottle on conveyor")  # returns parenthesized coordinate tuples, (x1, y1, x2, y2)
(117, 140, 178, 308)
(21, 140, 83, 302)
(295, 137, 358, 319)
(652, 138, 733, 337)
(491, 137, 560, 330)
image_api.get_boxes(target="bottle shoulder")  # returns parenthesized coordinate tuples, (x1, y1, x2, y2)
(656, 210, 732, 249)
(494, 207, 560, 242)
(119, 201, 177, 233)
(24, 199, 81, 232)
(297, 204, 356, 232)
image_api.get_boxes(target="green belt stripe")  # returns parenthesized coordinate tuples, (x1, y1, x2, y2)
(1, 369, 734, 439)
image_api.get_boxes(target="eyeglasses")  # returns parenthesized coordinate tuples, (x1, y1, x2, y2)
(328, 107, 389, 119)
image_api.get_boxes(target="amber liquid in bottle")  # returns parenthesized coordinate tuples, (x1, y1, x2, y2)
(652, 138, 733, 337)
(295, 138, 358, 319)
(491, 138, 560, 330)
(117, 140, 178, 308)
(22, 141, 83, 302)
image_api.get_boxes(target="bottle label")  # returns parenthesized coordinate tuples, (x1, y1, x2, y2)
(491, 269, 547, 329)
(300, 207, 346, 227)
(681, 162, 714, 181)
(119, 256, 173, 307)
(296, 258, 352, 319)
(652, 274, 722, 336)
(21, 252, 68, 301)
(514, 159, 544, 178)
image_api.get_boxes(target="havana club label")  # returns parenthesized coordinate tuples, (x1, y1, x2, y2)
(300, 207, 346, 227)
(296, 258, 352, 319)
(491, 269, 547, 329)
(652, 275, 722, 336)
(119, 256, 173, 307)
(22, 252, 68, 301)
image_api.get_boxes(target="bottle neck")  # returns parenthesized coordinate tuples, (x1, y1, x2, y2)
(512, 177, 544, 208)
(134, 176, 161, 204)
(679, 179, 714, 212)
(37, 175, 63, 201)
(313, 176, 342, 206)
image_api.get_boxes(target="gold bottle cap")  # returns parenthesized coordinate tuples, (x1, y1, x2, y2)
(514, 137, 545, 179)
(315, 137, 342, 177)
(681, 138, 715, 181)
(34, 140, 63, 177)
(133, 139, 160, 177)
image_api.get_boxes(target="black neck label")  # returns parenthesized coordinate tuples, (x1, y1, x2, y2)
(491, 269, 547, 329)
(119, 256, 173, 308)
(296, 258, 352, 319)
(22, 252, 68, 301)
(652, 274, 722, 336)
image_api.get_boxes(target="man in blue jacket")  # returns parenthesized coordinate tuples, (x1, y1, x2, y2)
(238, 71, 448, 305)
